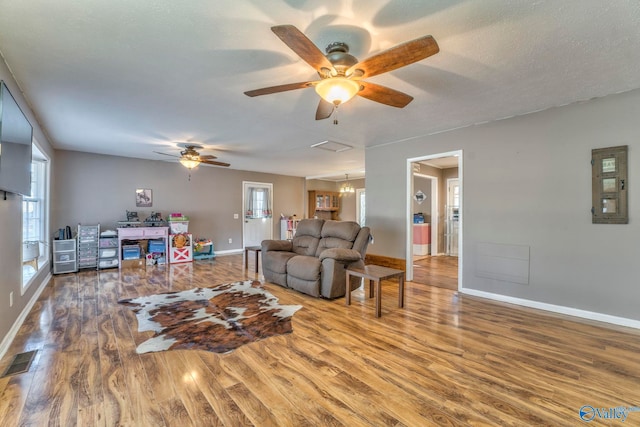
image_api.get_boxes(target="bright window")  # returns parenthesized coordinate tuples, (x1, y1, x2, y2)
(22, 144, 49, 290)
(356, 189, 366, 226)
(245, 187, 271, 219)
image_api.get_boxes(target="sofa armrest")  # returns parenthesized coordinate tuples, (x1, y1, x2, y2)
(262, 240, 293, 252)
(318, 248, 362, 263)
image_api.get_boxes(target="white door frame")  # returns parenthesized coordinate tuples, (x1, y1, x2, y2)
(406, 151, 463, 290)
(242, 181, 273, 248)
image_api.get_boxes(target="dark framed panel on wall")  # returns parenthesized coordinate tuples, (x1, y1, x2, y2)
(591, 145, 628, 224)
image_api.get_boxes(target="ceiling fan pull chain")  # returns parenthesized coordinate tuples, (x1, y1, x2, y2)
(333, 106, 339, 125)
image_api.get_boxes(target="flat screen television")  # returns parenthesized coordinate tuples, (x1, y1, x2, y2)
(0, 80, 33, 196)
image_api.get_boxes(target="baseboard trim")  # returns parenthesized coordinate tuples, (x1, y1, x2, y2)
(460, 287, 640, 330)
(213, 249, 244, 256)
(0, 273, 51, 360)
(365, 254, 405, 270)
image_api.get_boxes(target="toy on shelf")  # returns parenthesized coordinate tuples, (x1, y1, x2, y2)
(117, 210, 141, 227)
(144, 211, 167, 227)
(194, 238, 215, 260)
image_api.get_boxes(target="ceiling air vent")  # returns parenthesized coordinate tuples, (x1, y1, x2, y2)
(310, 140, 353, 153)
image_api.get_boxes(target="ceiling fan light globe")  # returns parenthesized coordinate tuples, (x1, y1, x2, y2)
(315, 77, 360, 105)
(179, 158, 201, 169)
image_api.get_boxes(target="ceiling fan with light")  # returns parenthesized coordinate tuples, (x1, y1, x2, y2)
(244, 25, 439, 121)
(154, 143, 230, 170)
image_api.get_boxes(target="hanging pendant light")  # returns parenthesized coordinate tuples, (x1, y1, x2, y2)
(340, 174, 355, 193)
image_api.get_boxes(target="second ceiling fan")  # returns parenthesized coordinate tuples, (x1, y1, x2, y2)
(244, 25, 439, 120)
(154, 143, 230, 169)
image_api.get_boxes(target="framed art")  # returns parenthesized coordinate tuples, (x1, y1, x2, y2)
(136, 188, 152, 208)
(414, 190, 426, 204)
(591, 146, 627, 224)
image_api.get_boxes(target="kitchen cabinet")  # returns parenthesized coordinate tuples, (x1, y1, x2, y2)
(308, 191, 340, 219)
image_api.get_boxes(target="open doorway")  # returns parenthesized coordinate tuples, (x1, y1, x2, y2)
(407, 152, 462, 290)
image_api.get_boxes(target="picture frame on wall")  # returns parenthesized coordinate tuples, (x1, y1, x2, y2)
(136, 188, 152, 207)
(591, 146, 628, 224)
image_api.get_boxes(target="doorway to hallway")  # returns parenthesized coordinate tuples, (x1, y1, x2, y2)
(407, 152, 462, 290)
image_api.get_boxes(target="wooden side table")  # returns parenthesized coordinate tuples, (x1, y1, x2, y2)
(345, 265, 405, 317)
(244, 246, 261, 273)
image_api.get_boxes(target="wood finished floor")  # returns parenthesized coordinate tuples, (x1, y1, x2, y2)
(412, 256, 458, 290)
(1, 254, 639, 426)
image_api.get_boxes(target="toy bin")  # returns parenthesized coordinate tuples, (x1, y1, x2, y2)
(169, 221, 189, 234)
(148, 239, 165, 254)
(122, 244, 141, 260)
(194, 242, 215, 260)
(169, 233, 193, 263)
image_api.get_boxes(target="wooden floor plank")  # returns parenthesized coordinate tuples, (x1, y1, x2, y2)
(95, 313, 135, 427)
(412, 255, 458, 290)
(110, 306, 166, 426)
(0, 254, 639, 426)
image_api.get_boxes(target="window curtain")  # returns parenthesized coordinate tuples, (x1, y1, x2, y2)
(245, 187, 271, 218)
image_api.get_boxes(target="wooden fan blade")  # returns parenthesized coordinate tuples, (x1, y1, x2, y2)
(315, 99, 334, 120)
(347, 35, 439, 79)
(153, 151, 180, 159)
(198, 154, 218, 160)
(271, 25, 334, 73)
(244, 81, 315, 97)
(357, 81, 414, 108)
(200, 159, 230, 167)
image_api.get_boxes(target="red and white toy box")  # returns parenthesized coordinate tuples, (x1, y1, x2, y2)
(169, 233, 193, 263)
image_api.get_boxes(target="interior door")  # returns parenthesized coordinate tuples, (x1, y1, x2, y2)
(243, 182, 273, 247)
(445, 178, 460, 256)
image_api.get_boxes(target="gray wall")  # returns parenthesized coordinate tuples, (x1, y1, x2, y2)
(0, 56, 55, 348)
(53, 150, 305, 252)
(367, 88, 640, 321)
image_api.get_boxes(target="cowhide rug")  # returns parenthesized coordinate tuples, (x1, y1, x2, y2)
(118, 280, 302, 354)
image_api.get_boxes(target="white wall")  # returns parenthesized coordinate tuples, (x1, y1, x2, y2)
(366, 88, 640, 321)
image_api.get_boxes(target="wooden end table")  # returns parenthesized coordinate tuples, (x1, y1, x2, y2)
(244, 246, 261, 273)
(345, 265, 405, 317)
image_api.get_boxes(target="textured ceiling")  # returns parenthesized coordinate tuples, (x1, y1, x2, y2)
(0, 0, 639, 178)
